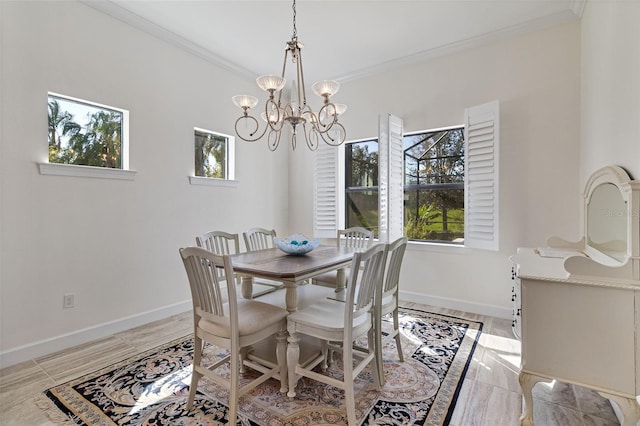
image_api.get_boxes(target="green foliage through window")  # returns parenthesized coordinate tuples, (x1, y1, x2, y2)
(344, 128, 465, 243)
(345, 140, 379, 237)
(194, 129, 228, 179)
(48, 94, 125, 168)
(404, 128, 465, 243)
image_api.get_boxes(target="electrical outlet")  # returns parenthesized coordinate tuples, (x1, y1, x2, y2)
(63, 293, 75, 309)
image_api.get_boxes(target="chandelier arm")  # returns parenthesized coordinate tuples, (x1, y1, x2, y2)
(304, 123, 319, 151)
(267, 128, 281, 151)
(265, 98, 285, 132)
(316, 103, 339, 131)
(319, 122, 346, 146)
(234, 115, 268, 142)
(300, 104, 316, 127)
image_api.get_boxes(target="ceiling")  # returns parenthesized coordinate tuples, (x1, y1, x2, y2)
(87, 0, 584, 84)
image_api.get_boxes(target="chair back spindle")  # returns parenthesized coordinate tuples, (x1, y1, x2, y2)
(181, 247, 235, 322)
(243, 228, 277, 251)
(338, 227, 374, 249)
(347, 243, 388, 324)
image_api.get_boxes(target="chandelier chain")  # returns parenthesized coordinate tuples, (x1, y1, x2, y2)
(291, 0, 297, 39)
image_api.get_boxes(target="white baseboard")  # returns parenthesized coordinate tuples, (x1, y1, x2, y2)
(1, 293, 511, 369)
(399, 290, 512, 320)
(0, 300, 192, 369)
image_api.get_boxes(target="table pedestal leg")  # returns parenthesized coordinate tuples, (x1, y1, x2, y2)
(283, 280, 298, 313)
(335, 268, 346, 293)
(240, 275, 253, 299)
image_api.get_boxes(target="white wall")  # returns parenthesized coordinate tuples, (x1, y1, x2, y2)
(581, 0, 640, 183)
(0, 1, 290, 366)
(290, 22, 583, 317)
(0, 1, 592, 368)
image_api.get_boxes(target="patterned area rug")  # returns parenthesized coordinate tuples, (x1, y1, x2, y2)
(38, 307, 482, 425)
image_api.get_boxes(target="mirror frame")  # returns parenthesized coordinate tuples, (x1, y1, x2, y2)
(582, 166, 640, 268)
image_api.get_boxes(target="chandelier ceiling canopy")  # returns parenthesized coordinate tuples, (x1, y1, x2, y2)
(232, 0, 346, 151)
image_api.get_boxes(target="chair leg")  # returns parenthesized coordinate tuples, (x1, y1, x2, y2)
(187, 336, 203, 410)
(320, 340, 329, 371)
(368, 327, 381, 388)
(228, 344, 240, 424)
(375, 313, 385, 387)
(239, 347, 249, 374)
(343, 344, 357, 425)
(393, 308, 404, 362)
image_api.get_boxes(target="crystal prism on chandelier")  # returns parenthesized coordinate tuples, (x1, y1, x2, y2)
(232, 0, 346, 151)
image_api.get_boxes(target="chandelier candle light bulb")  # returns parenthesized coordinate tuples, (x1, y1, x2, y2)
(232, 0, 346, 151)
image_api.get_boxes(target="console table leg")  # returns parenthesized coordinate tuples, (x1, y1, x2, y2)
(598, 392, 640, 426)
(519, 372, 552, 426)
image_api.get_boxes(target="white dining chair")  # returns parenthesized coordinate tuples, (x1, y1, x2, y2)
(242, 227, 283, 290)
(312, 227, 374, 290)
(243, 227, 277, 251)
(179, 247, 288, 424)
(374, 236, 408, 385)
(197, 230, 240, 256)
(196, 230, 241, 287)
(285, 243, 388, 425)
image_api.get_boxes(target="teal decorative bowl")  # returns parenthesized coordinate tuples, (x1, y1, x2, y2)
(274, 234, 320, 255)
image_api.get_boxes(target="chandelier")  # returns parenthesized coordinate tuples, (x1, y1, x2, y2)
(232, 0, 346, 151)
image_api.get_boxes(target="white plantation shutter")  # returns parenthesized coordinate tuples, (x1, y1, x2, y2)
(313, 143, 340, 238)
(464, 100, 500, 250)
(378, 114, 404, 243)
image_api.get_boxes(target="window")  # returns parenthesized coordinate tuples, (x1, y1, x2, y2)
(190, 128, 236, 187)
(47, 93, 128, 169)
(404, 128, 465, 243)
(319, 101, 499, 249)
(345, 129, 464, 243)
(345, 139, 379, 236)
(194, 128, 229, 179)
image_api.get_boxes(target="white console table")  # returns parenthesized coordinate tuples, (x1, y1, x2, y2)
(513, 166, 640, 425)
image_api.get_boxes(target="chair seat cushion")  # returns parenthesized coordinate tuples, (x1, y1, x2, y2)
(380, 294, 397, 316)
(287, 299, 370, 332)
(199, 299, 288, 338)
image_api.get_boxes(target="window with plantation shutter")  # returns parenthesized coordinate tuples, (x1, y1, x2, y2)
(464, 100, 500, 250)
(378, 114, 404, 243)
(313, 143, 340, 238)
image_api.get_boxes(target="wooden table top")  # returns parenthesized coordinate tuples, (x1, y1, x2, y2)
(230, 245, 356, 281)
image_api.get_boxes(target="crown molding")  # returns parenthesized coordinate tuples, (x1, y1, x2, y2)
(82, 1, 583, 85)
(572, 0, 587, 18)
(81, 0, 255, 80)
(336, 8, 583, 83)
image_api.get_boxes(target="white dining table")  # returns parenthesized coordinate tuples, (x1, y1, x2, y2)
(230, 244, 355, 312)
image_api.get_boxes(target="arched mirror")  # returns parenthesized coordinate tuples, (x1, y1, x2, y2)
(583, 166, 639, 267)
(586, 183, 627, 263)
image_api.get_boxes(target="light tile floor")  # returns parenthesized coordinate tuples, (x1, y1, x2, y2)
(0, 293, 620, 425)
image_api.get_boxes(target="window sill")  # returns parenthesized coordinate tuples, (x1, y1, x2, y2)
(38, 163, 136, 180)
(407, 240, 471, 255)
(189, 176, 239, 188)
